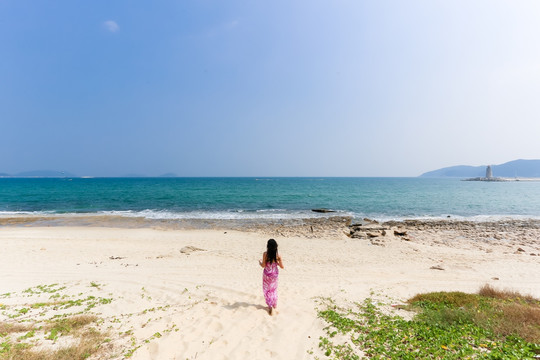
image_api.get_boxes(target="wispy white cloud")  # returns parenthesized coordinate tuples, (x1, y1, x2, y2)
(103, 20, 119, 33)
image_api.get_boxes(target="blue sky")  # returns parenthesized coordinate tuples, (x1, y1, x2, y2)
(2, 1, 540, 177)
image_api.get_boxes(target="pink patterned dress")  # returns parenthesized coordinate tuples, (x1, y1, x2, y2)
(262, 261, 279, 308)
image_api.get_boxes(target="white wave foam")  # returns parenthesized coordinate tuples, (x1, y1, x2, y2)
(97, 209, 352, 220)
(0, 211, 57, 217)
(2, 211, 539, 222)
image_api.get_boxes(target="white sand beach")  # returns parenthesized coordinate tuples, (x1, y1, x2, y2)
(1, 222, 539, 359)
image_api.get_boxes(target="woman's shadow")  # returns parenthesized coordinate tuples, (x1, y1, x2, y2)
(223, 302, 267, 311)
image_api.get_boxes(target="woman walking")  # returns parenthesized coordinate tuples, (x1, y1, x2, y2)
(259, 239, 284, 315)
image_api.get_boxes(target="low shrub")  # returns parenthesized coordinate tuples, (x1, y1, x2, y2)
(317, 285, 540, 359)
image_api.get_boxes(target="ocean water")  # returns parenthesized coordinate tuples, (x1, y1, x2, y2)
(1, 177, 540, 222)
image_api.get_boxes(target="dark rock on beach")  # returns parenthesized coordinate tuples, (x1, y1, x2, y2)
(394, 230, 408, 236)
(180, 246, 206, 255)
(363, 218, 379, 225)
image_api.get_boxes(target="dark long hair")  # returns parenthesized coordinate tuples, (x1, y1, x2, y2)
(266, 239, 278, 264)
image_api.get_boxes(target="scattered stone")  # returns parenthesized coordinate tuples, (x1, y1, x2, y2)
(367, 226, 388, 231)
(363, 218, 379, 224)
(370, 239, 386, 247)
(109, 256, 125, 260)
(531, 253, 537, 256)
(491, 277, 499, 280)
(394, 229, 407, 236)
(351, 232, 367, 239)
(430, 265, 445, 270)
(517, 247, 526, 252)
(180, 246, 206, 255)
(367, 232, 380, 238)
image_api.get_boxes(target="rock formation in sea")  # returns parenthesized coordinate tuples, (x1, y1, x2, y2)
(463, 165, 506, 182)
(420, 159, 540, 178)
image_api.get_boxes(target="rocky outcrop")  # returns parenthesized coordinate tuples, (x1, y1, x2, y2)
(348, 219, 390, 246)
(347, 218, 412, 245)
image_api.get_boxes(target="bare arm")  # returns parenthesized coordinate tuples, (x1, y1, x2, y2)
(277, 255, 284, 269)
(259, 252, 267, 268)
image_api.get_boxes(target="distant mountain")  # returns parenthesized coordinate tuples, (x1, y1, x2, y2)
(420, 159, 540, 178)
(493, 159, 540, 178)
(420, 165, 485, 178)
(14, 170, 77, 178)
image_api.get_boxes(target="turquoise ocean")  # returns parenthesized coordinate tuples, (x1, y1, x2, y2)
(1, 177, 540, 223)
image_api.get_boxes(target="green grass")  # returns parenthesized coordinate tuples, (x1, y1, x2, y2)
(409, 285, 540, 344)
(1, 315, 106, 360)
(0, 283, 112, 360)
(317, 286, 540, 359)
(2, 281, 191, 359)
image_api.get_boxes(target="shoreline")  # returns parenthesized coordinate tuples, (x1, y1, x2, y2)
(3, 213, 540, 238)
(1, 221, 539, 359)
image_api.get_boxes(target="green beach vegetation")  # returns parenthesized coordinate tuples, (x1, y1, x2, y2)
(0, 284, 110, 360)
(3, 281, 539, 359)
(0, 282, 190, 359)
(317, 285, 540, 359)
(0, 315, 106, 360)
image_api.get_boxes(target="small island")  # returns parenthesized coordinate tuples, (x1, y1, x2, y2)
(463, 165, 508, 181)
(463, 165, 540, 182)
(421, 159, 540, 179)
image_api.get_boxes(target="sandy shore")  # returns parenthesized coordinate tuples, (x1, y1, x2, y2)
(1, 220, 539, 359)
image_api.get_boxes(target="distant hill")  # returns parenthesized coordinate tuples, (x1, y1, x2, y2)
(420, 159, 540, 178)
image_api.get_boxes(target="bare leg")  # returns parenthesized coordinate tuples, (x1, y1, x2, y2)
(269, 307, 273, 315)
